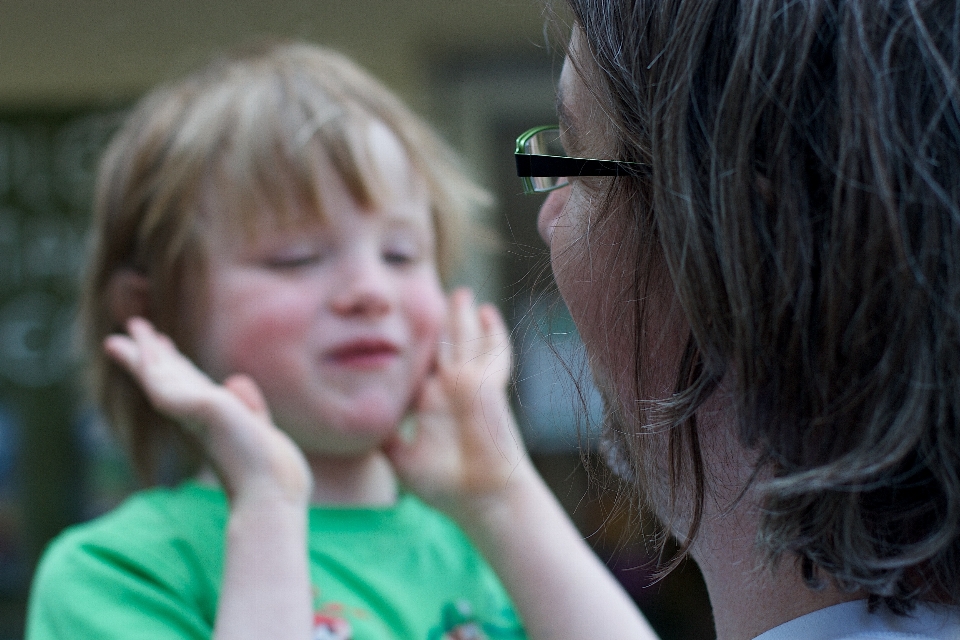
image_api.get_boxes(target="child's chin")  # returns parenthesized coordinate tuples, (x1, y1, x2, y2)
(334, 404, 406, 435)
(297, 435, 389, 458)
(298, 418, 403, 454)
(284, 401, 408, 454)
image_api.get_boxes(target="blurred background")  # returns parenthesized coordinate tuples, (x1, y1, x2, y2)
(0, 1, 712, 637)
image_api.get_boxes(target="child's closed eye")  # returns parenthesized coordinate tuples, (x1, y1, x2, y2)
(263, 249, 325, 270)
(382, 238, 425, 266)
(383, 249, 416, 266)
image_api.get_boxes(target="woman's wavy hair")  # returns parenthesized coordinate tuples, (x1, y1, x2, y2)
(81, 41, 488, 485)
(562, 0, 960, 612)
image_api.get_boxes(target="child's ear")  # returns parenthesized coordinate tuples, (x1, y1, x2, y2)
(106, 269, 151, 326)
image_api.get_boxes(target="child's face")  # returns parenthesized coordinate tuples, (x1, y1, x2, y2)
(191, 127, 447, 456)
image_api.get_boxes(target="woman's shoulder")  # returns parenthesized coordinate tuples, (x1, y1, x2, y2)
(754, 600, 960, 640)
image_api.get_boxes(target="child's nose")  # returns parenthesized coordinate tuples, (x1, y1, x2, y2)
(329, 261, 393, 317)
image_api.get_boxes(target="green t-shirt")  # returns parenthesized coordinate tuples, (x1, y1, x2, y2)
(26, 481, 525, 640)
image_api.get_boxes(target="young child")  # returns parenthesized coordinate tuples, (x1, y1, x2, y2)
(26, 42, 652, 640)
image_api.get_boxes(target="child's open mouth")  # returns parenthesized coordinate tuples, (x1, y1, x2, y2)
(327, 339, 400, 368)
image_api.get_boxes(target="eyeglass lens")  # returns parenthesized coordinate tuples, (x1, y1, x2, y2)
(523, 128, 569, 192)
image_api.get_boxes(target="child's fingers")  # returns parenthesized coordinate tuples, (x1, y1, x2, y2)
(436, 290, 469, 371)
(101, 317, 311, 503)
(125, 320, 190, 383)
(223, 374, 271, 421)
(104, 317, 169, 373)
(103, 333, 142, 371)
(439, 290, 514, 389)
(448, 288, 480, 366)
(105, 316, 217, 418)
(476, 303, 512, 385)
(478, 302, 506, 337)
(125, 317, 171, 365)
(448, 289, 473, 356)
(126, 316, 174, 347)
(478, 303, 510, 358)
(436, 329, 453, 371)
(449, 288, 506, 367)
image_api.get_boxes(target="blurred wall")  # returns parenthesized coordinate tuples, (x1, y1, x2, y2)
(1, 0, 563, 299)
(0, 0, 551, 112)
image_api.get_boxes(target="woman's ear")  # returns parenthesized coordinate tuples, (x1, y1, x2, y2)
(106, 269, 151, 326)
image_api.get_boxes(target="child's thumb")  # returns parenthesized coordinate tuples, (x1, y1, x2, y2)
(223, 374, 271, 420)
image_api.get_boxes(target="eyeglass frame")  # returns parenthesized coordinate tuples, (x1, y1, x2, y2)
(514, 125, 648, 195)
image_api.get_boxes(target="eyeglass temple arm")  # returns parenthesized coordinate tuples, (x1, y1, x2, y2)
(515, 153, 644, 177)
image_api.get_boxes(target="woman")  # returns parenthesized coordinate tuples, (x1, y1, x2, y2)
(523, 1, 960, 638)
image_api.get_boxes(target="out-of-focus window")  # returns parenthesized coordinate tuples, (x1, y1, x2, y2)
(0, 111, 137, 636)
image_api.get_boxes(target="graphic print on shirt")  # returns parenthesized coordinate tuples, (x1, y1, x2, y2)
(312, 587, 368, 640)
(428, 600, 526, 640)
(313, 608, 351, 640)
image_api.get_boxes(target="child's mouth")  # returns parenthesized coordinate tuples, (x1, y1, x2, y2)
(328, 340, 400, 369)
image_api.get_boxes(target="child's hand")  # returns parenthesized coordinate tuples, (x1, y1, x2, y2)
(104, 317, 312, 507)
(384, 289, 534, 520)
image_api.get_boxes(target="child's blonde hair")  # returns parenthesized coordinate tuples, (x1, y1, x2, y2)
(80, 41, 487, 484)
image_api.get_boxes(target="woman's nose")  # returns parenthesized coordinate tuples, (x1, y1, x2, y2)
(537, 184, 571, 246)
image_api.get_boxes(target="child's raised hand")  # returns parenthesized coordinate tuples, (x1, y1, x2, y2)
(385, 289, 535, 520)
(104, 317, 312, 507)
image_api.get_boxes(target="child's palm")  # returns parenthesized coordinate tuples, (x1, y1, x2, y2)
(387, 291, 527, 512)
(104, 317, 311, 505)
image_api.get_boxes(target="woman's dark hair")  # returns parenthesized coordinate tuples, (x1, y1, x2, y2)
(563, 0, 960, 612)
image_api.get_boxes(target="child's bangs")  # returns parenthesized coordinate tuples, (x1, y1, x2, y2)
(182, 42, 478, 280)
(203, 88, 390, 236)
(301, 111, 392, 218)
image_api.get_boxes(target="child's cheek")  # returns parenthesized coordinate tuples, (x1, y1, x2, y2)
(205, 281, 312, 380)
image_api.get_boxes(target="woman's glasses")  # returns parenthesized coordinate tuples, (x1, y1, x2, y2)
(514, 125, 647, 195)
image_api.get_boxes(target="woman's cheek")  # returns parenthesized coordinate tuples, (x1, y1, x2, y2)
(548, 187, 645, 416)
(548, 186, 599, 335)
(538, 185, 571, 245)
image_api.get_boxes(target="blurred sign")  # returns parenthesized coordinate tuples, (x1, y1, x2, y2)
(0, 113, 120, 390)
